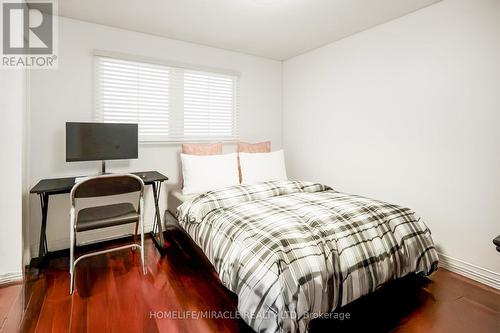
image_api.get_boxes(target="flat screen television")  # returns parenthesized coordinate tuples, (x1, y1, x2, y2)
(66, 122, 138, 167)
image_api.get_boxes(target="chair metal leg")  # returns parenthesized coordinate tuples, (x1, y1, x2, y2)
(141, 215, 146, 275)
(133, 221, 138, 244)
(136, 193, 147, 274)
(69, 208, 75, 294)
(132, 221, 138, 251)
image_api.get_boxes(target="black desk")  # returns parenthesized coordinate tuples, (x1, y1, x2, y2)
(30, 171, 168, 267)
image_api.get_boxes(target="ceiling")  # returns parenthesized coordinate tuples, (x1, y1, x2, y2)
(58, 0, 441, 60)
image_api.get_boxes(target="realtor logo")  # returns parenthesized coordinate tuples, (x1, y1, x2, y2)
(1, 0, 58, 68)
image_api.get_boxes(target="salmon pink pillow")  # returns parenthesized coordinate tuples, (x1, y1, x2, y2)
(237, 141, 271, 153)
(182, 142, 222, 155)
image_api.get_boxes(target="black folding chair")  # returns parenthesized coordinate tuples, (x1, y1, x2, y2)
(69, 174, 146, 294)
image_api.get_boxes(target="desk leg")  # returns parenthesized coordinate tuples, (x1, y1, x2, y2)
(36, 193, 49, 268)
(150, 181, 166, 252)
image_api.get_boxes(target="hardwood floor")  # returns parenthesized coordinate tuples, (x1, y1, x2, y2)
(1, 224, 499, 333)
(0, 283, 23, 332)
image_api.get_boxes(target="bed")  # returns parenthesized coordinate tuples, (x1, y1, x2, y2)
(176, 180, 439, 333)
(168, 189, 196, 215)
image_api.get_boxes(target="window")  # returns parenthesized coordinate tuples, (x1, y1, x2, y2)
(95, 54, 239, 142)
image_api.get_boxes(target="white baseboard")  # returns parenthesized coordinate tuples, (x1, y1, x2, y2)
(0, 272, 23, 285)
(438, 253, 500, 290)
(30, 223, 154, 257)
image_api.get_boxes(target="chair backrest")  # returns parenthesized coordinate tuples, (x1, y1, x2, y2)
(71, 174, 144, 202)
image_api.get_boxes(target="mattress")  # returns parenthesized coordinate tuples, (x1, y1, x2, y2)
(167, 189, 196, 215)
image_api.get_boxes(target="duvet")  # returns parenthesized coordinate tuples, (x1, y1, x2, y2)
(177, 180, 438, 333)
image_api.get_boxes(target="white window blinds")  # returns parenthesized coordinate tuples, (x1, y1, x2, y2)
(183, 70, 238, 138)
(95, 55, 239, 142)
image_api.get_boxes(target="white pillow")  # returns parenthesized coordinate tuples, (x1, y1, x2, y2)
(239, 150, 288, 184)
(181, 153, 239, 195)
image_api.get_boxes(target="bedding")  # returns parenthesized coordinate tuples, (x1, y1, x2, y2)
(239, 150, 288, 184)
(181, 152, 239, 195)
(237, 141, 271, 182)
(177, 180, 439, 333)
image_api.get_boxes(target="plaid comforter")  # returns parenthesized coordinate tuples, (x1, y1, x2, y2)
(177, 181, 438, 333)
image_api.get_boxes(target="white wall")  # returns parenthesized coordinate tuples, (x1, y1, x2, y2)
(29, 17, 282, 256)
(0, 69, 25, 282)
(283, 0, 500, 276)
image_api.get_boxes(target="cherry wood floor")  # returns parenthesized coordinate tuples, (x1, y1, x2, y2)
(1, 224, 499, 333)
